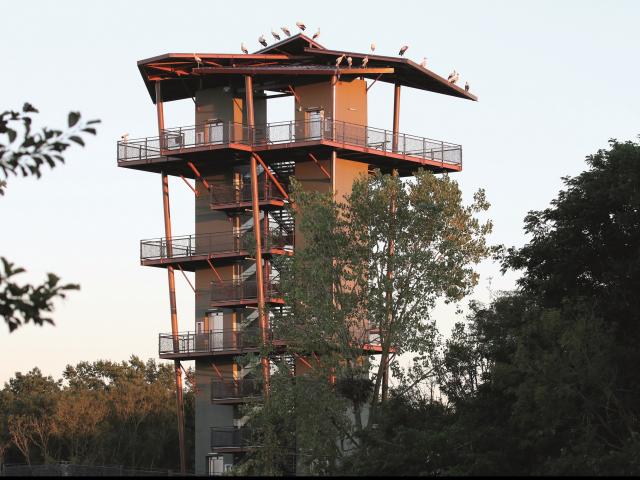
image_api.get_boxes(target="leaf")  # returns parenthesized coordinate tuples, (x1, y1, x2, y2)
(69, 136, 85, 146)
(68, 111, 81, 128)
(7, 128, 16, 143)
(81, 127, 97, 135)
(22, 102, 38, 113)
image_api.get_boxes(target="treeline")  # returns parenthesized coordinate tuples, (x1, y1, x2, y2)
(0, 357, 194, 471)
(340, 139, 640, 475)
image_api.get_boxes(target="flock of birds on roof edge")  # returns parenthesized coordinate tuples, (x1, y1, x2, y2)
(229, 21, 470, 93)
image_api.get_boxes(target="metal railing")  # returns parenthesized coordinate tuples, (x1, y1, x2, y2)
(211, 377, 262, 402)
(158, 328, 263, 356)
(140, 229, 293, 261)
(210, 426, 251, 450)
(210, 278, 281, 303)
(209, 181, 285, 206)
(116, 119, 462, 166)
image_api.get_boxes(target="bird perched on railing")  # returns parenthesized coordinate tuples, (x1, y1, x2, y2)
(447, 70, 459, 84)
(371, 42, 376, 53)
(347, 56, 353, 68)
(281, 26, 291, 37)
(399, 45, 409, 56)
(362, 56, 369, 68)
(241, 42, 248, 54)
(296, 21, 306, 31)
(465, 81, 470, 92)
(193, 54, 203, 68)
(312, 28, 320, 40)
(335, 54, 345, 67)
(258, 35, 267, 47)
(271, 29, 281, 41)
(420, 57, 427, 68)
(121, 133, 129, 143)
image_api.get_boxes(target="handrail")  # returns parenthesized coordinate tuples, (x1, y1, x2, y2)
(117, 118, 462, 167)
(140, 229, 293, 261)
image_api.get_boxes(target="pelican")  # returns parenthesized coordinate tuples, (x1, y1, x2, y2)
(399, 45, 409, 56)
(271, 29, 281, 41)
(312, 28, 320, 40)
(371, 42, 376, 52)
(296, 21, 306, 31)
(362, 56, 369, 68)
(465, 81, 470, 92)
(241, 42, 248, 54)
(347, 56, 353, 68)
(335, 54, 345, 67)
(420, 57, 427, 68)
(258, 35, 267, 47)
(281, 26, 291, 37)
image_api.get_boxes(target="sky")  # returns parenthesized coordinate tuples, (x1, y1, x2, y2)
(2, 0, 639, 384)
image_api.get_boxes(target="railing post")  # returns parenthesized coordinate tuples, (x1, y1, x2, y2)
(441, 141, 444, 165)
(422, 138, 426, 159)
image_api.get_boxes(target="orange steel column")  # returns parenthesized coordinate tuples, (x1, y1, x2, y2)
(156, 81, 186, 473)
(245, 75, 271, 392)
(392, 83, 401, 153)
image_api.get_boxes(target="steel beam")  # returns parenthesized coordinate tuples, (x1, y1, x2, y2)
(156, 81, 186, 474)
(246, 75, 271, 394)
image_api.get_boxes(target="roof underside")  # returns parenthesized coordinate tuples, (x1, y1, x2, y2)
(137, 34, 477, 103)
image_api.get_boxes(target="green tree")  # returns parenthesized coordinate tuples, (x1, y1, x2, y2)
(0, 103, 99, 332)
(243, 169, 493, 474)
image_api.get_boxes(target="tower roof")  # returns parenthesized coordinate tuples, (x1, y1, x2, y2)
(137, 34, 477, 103)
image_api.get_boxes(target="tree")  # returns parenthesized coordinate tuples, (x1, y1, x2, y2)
(243, 169, 493, 474)
(0, 103, 99, 332)
(436, 138, 640, 475)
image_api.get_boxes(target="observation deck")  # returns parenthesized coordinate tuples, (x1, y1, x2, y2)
(116, 119, 462, 177)
(140, 229, 293, 270)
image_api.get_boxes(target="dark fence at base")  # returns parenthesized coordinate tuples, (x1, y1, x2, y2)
(1, 463, 194, 477)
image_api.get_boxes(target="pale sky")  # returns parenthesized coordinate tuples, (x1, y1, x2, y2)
(2, 0, 639, 383)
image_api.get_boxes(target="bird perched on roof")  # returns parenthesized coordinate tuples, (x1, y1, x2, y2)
(347, 56, 353, 68)
(336, 54, 345, 67)
(271, 29, 281, 41)
(420, 57, 427, 68)
(447, 70, 459, 84)
(362, 56, 369, 68)
(281, 26, 291, 37)
(121, 133, 129, 142)
(399, 45, 409, 56)
(465, 81, 470, 92)
(241, 42, 248, 54)
(371, 42, 376, 52)
(312, 28, 320, 40)
(258, 35, 267, 47)
(296, 21, 306, 31)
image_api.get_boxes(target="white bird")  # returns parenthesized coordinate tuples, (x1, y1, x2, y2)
(347, 56, 353, 68)
(271, 29, 281, 41)
(420, 57, 427, 68)
(447, 70, 459, 84)
(465, 81, 470, 92)
(312, 28, 320, 40)
(370, 42, 376, 53)
(121, 133, 129, 142)
(362, 56, 369, 68)
(398, 45, 409, 56)
(241, 42, 248, 54)
(258, 35, 267, 47)
(335, 54, 345, 67)
(281, 26, 291, 37)
(194, 54, 202, 67)
(296, 21, 306, 31)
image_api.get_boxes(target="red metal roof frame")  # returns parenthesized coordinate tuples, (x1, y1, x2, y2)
(136, 33, 477, 103)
